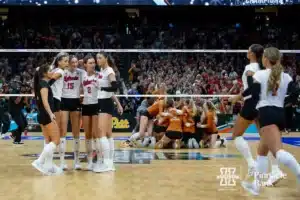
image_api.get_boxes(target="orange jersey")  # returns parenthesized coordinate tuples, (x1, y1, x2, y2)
(206, 111, 218, 133)
(147, 99, 164, 117)
(165, 109, 183, 132)
(157, 115, 169, 127)
(182, 106, 195, 133)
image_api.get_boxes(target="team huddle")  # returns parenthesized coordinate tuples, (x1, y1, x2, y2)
(122, 91, 226, 149)
(32, 52, 121, 175)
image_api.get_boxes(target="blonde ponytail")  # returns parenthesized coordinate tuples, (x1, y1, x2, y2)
(267, 62, 283, 96)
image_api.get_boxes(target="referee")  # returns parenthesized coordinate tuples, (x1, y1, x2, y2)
(8, 89, 28, 144)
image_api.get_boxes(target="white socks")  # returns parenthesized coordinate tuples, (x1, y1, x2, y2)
(37, 142, 57, 168)
(254, 156, 269, 189)
(129, 132, 140, 141)
(74, 138, 80, 164)
(94, 138, 102, 164)
(276, 149, 300, 180)
(85, 139, 93, 164)
(100, 137, 110, 164)
(44, 142, 57, 168)
(108, 137, 114, 161)
(234, 136, 255, 168)
(268, 152, 281, 174)
(59, 137, 66, 165)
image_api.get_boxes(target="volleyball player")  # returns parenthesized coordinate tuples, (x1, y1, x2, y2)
(122, 84, 167, 147)
(82, 55, 98, 171)
(230, 44, 264, 176)
(182, 99, 198, 148)
(155, 98, 183, 149)
(60, 55, 84, 170)
(93, 52, 121, 173)
(198, 101, 220, 148)
(241, 47, 300, 195)
(47, 53, 69, 170)
(32, 64, 62, 175)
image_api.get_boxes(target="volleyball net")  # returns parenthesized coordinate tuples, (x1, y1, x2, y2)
(0, 48, 299, 132)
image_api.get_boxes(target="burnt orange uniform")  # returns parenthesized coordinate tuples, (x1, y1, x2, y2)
(182, 106, 195, 134)
(205, 110, 218, 134)
(162, 108, 183, 139)
(143, 98, 164, 119)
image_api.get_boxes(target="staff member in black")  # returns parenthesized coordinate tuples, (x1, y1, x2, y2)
(8, 89, 28, 144)
(0, 97, 10, 138)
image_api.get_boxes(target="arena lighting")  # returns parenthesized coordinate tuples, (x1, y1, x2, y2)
(44, 1, 47, 4)
(74, 0, 78, 3)
(204, 2, 209, 6)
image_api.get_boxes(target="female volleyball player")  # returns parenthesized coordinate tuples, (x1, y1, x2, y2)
(82, 55, 98, 171)
(47, 52, 69, 170)
(155, 98, 183, 149)
(93, 52, 121, 173)
(32, 64, 62, 175)
(198, 101, 219, 148)
(182, 99, 198, 148)
(241, 47, 300, 195)
(230, 44, 264, 176)
(122, 83, 167, 148)
(60, 55, 85, 170)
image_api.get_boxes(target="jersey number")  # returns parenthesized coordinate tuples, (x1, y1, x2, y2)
(67, 83, 74, 89)
(87, 87, 91, 94)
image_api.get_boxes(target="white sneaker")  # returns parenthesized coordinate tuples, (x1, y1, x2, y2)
(74, 163, 81, 170)
(87, 162, 94, 171)
(149, 137, 156, 148)
(31, 160, 48, 175)
(265, 171, 285, 187)
(46, 164, 64, 176)
(60, 163, 68, 171)
(142, 137, 150, 147)
(241, 181, 260, 196)
(93, 163, 110, 173)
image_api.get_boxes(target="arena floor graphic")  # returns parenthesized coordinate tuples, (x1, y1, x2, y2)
(22, 149, 242, 164)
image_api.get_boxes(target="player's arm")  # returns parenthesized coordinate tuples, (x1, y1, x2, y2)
(101, 73, 118, 92)
(47, 70, 63, 86)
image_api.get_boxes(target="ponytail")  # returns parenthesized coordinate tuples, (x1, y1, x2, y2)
(267, 62, 283, 96)
(34, 64, 51, 98)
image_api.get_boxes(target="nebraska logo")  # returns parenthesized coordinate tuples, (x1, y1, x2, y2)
(64, 76, 79, 82)
(98, 74, 103, 79)
(83, 79, 96, 86)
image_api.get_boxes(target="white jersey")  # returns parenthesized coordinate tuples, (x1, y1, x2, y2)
(242, 62, 260, 90)
(254, 68, 292, 109)
(82, 72, 98, 105)
(62, 68, 84, 99)
(97, 66, 115, 99)
(50, 68, 65, 101)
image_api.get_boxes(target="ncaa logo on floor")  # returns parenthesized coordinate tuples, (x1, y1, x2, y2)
(216, 167, 240, 191)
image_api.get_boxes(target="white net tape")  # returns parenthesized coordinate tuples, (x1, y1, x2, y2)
(0, 49, 300, 53)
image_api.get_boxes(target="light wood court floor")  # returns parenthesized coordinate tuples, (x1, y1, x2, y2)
(0, 132, 300, 200)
